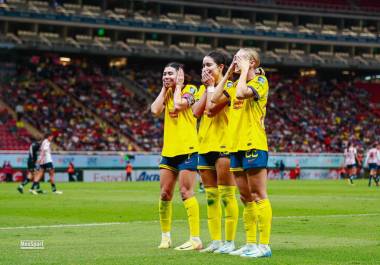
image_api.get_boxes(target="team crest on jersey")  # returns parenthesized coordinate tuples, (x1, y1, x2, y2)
(226, 81, 233, 89)
(232, 99, 244, 109)
(189, 86, 196, 94)
(258, 77, 266, 84)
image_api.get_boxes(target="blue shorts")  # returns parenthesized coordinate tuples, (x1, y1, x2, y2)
(369, 163, 378, 171)
(198, 152, 229, 170)
(159, 153, 198, 172)
(230, 149, 268, 172)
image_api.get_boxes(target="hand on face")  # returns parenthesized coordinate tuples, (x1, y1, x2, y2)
(176, 68, 185, 88)
(234, 54, 250, 72)
(201, 69, 215, 86)
(226, 59, 236, 78)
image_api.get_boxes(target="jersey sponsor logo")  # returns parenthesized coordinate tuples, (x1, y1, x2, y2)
(169, 110, 179, 118)
(232, 99, 244, 109)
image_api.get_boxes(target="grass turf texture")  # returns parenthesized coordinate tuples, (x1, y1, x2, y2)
(1, 180, 379, 265)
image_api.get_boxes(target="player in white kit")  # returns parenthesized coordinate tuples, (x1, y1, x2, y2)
(35, 133, 63, 194)
(364, 143, 380, 187)
(344, 142, 358, 185)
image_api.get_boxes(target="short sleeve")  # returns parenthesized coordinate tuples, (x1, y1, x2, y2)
(247, 76, 268, 101)
(182, 84, 198, 106)
(194, 85, 206, 101)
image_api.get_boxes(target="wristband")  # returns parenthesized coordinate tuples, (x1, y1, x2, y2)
(207, 86, 215, 93)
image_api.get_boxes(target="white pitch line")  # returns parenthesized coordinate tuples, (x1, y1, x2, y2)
(1, 213, 379, 230)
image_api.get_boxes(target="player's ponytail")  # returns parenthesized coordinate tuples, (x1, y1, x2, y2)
(255, 67, 265, 76)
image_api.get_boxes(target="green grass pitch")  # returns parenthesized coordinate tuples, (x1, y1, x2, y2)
(1, 180, 379, 265)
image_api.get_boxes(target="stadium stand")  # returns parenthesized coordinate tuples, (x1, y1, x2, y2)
(1, 63, 136, 151)
(0, 108, 31, 150)
(0, 1, 379, 152)
(1, 54, 379, 153)
(267, 75, 380, 152)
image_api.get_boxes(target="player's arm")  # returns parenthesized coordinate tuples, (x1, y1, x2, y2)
(211, 62, 234, 105)
(235, 55, 254, 100)
(151, 86, 167, 117)
(206, 89, 229, 117)
(192, 91, 207, 118)
(174, 69, 192, 111)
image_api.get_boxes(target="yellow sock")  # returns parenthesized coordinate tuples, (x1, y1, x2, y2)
(184, 196, 200, 237)
(243, 201, 258, 244)
(256, 198, 272, 245)
(159, 200, 172, 233)
(205, 187, 221, 241)
(218, 185, 239, 241)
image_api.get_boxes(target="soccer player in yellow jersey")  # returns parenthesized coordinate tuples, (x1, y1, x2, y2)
(192, 51, 239, 254)
(211, 48, 273, 258)
(151, 62, 202, 251)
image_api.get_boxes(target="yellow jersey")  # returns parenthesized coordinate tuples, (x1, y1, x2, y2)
(162, 84, 199, 157)
(197, 81, 233, 154)
(226, 75, 269, 152)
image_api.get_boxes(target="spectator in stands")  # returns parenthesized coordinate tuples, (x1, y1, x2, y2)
(2, 55, 379, 153)
(0, 108, 10, 124)
(15, 104, 24, 120)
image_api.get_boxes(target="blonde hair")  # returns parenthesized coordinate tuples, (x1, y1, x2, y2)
(240, 48, 261, 68)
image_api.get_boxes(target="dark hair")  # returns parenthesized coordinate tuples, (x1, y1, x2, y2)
(205, 51, 227, 74)
(165, 62, 184, 71)
(44, 132, 53, 139)
(206, 51, 227, 66)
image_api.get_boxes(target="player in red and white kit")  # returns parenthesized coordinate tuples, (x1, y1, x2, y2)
(364, 143, 380, 187)
(344, 142, 358, 185)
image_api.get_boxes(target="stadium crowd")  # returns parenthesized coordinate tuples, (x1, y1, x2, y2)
(1, 66, 130, 151)
(0, 107, 31, 150)
(267, 75, 380, 152)
(35, 58, 162, 151)
(1, 55, 379, 153)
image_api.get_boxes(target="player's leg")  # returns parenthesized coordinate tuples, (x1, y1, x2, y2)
(30, 168, 44, 194)
(175, 168, 202, 251)
(347, 167, 354, 184)
(229, 170, 258, 256)
(18, 170, 33, 193)
(199, 168, 222, 252)
(368, 166, 375, 187)
(243, 168, 272, 258)
(198, 153, 222, 252)
(49, 166, 62, 194)
(158, 168, 177, 249)
(214, 156, 238, 254)
(375, 167, 380, 186)
(239, 150, 271, 258)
